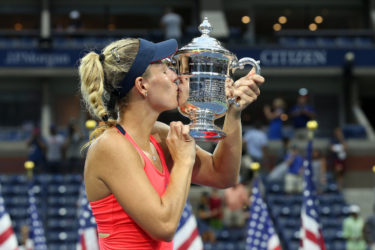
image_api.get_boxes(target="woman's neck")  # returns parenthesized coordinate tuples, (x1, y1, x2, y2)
(117, 101, 159, 150)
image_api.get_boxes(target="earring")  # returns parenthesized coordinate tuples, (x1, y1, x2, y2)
(145, 92, 148, 97)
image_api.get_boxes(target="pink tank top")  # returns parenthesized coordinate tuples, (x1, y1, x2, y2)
(89, 124, 172, 250)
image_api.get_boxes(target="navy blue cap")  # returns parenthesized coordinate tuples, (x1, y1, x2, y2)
(116, 38, 178, 98)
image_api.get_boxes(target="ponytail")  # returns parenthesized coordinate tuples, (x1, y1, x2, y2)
(79, 38, 139, 149)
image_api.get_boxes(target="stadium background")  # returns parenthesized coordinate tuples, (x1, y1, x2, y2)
(0, 0, 374, 249)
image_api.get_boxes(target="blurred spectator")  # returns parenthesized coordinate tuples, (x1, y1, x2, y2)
(363, 204, 375, 250)
(208, 188, 223, 229)
(311, 148, 327, 194)
(263, 97, 286, 140)
(197, 192, 216, 244)
(67, 10, 83, 32)
(276, 136, 291, 164)
(289, 90, 316, 139)
(267, 138, 292, 182)
(26, 127, 46, 173)
(18, 225, 32, 250)
(64, 121, 85, 173)
(223, 182, 250, 228)
(240, 147, 253, 185)
(329, 127, 347, 189)
(343, 205, 367, 250)
(45, 125, 65, 174)
(160, 7, 183, 44)
(284, 145, 304, 194)
(243, 121, 268, 166)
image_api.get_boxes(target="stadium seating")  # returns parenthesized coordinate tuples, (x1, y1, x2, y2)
(264, 176, 347, 250)
(0, 168, 351, 250)
(0, 173, 82, 249)
(342, 124, 367, 139)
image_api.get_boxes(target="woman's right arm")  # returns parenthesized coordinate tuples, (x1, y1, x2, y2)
(85, 123, 195, 242)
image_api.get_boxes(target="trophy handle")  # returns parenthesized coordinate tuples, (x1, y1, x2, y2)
(228, 58, 261, 107)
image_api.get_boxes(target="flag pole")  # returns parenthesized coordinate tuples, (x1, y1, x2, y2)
(24, 160, 35, 180)
(307, 120, 318, 140)
(300, 120, 326, 250)
(250, 161, 261, 192)
(250, 162, 260, 178)
(24, 160, 48, 249)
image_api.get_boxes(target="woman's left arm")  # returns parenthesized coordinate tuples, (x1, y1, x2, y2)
(191, 70, 265, 188)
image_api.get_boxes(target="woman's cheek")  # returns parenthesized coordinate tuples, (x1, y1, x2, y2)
(178, 78, 190, 106)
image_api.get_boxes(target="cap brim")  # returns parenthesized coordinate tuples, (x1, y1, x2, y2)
(151, 39, 178, 63)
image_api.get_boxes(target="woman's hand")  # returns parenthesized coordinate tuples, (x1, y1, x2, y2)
(166, 121, 196, 166)
(226, 68, 265, 111)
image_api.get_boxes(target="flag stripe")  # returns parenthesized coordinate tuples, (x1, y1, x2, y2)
(318, 229, 325, 249)
(177, 227, 199, 250)
(0, 226, 14, 244)
(273, 245, 282, 250)
(187, 235, 203, 250)
(77, 183, 99, 250)
(0, 233, 18, 250)
(80, 234, 86, 250)
(83, 228, 99, 250)
(302, 212, 320, 235)
(304, 229, 319, 245)
(268, 234, 281, 250)
(300, 140, 326, 250)
(173, 202, 203, 250)
(173, 216, 196, 249)
(0, 214, 12, 235)
(302, 238, 322, 250)
(0, 191, 18, 250)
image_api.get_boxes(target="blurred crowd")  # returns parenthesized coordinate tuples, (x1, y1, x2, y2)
(26, 120, 86, 175)
(242, 89, 348, 192)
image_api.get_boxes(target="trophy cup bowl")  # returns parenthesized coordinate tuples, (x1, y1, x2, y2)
(173, 17, 261, 141)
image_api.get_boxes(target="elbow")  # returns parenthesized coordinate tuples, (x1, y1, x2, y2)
(210, 166, 240, 189)
(150, 222, 177, 242)
(214, 175, 239, 189)
(222, 178, 239, 189)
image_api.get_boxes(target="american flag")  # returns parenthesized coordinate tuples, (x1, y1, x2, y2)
(27, 183, 48, 250)
(0, 184, 18, 250)
(300, 140, 325, 250)
(173, 201, 203, 250)
(246, 178, 281, 250)
(76, 184, 99, 250)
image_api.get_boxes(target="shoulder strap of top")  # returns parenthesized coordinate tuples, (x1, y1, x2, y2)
(115, 124, 167, 174)
(115, 124, 126, 135)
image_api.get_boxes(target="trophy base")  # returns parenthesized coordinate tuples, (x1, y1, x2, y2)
(187, 109, 227, 141)
(189, 124, 226, 141)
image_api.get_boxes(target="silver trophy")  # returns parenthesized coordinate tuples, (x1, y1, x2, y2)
(173, 17, 261, 141)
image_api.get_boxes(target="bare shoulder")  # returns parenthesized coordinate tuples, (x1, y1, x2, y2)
(84, 128, 143, 201)
(87, 128, 137, 161)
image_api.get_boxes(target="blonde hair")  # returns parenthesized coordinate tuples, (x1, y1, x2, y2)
(79, 38, 139, 147)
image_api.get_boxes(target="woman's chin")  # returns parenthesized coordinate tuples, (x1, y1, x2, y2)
(164, 101, 179, 111)
(177, 96, 188, 107)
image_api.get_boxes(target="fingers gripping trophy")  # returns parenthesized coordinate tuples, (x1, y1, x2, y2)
(173, 17, 261, 141)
